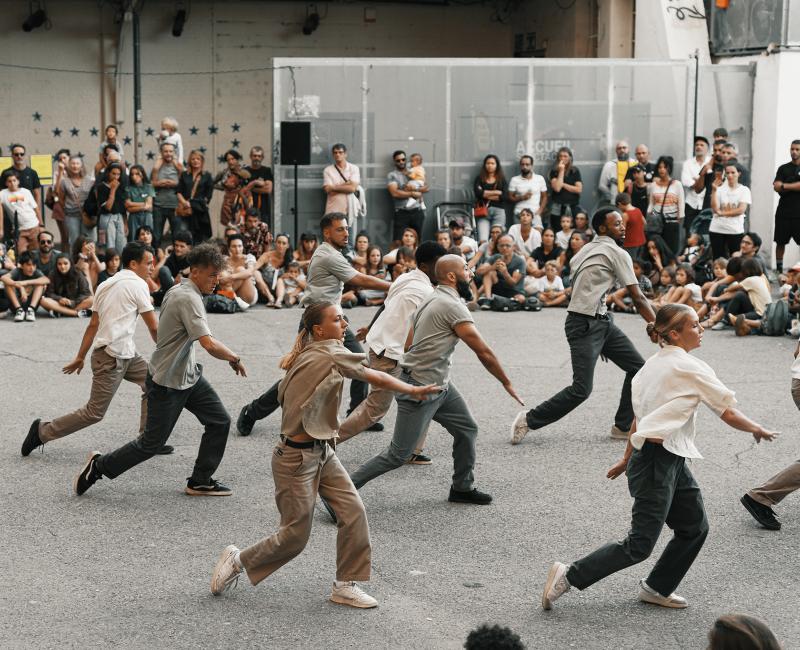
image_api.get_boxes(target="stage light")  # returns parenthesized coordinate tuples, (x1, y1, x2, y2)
(172, 9, 186, 37)
(22, 9, 47, 32)
(302, 11, 320, 35)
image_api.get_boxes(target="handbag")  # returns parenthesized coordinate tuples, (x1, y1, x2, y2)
(645, 180, 672, 236)
(474, 200, 489, 219)
(81, 185, 100, 228)
(176, 173, 201, 217)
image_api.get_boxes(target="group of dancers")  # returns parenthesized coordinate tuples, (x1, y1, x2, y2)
(20, 208, 797, 614)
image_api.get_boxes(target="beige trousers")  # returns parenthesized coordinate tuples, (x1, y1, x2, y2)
(337, 349, 428, 453)
(39, 348, 147, 442)
(239, 440, 371, 585)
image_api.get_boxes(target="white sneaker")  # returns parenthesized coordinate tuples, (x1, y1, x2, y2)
(26, 307, 36, 322)
(13, 308, 25, 322)
(610, 425, 629, 440)
(541, 561, 570, 610)
(234, 296, 250, 311)
(511, 411, 530, 445)
(330, 581, 378, 609)
(210, 545, 243, 596)
(638, 579, 687, 609)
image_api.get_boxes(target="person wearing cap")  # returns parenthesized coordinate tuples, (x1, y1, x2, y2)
(448, 217, 478, 261)
(510, 207, 656, 445)
(681, 136, 711, 236)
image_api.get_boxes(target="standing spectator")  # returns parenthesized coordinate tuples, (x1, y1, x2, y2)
(57, 155, 95, 247)
(40, 254, 93, 317)
(95, 164, 127, 253)
(722, 141, 750, 187)
(624, 144, 656, 191)
(293, 231, 317, 272)
(49, 149, 71, 251)
(323, 143, 359, 215)
(616, 193, 645, 260)
(710, 162, 751, 259)
(98, 125, 124, 166)
(681, 136, 711, 236)
(157, 117, 184, 165)
(95, 144, 127, 183)
(1, 170, 42, 253)
(34, 230, 60, 278)
(627, 165, 650, 217)
(243, 146, 273, 229)
(387, 150, 425, 243)
(2, 144, 42, 237)
(214, 149, 250, 228)
(125, 165, 154, 242)
(177, 150, 214, 243)
(548, 147, 582, 230)
(151, 142, 181, 247)
(241, 208, 272, 258)
(473, 154, 508, 243)
(508, 155, 547, 228)
(713, 127, 728, 143)
(1, 251, 49, 321)
(647, 156, 684, 254)
(508, 208, 542, 258)
(772, 139, 800, 273)
(598, 141, 635, 205)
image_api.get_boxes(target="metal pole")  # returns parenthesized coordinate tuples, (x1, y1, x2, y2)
(294, 163, 299, 242)
(692, 50, 699, 141)
(133, 7, 143, 165)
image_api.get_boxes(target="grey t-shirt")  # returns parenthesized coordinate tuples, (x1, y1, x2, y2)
(402, 285, 474, 387)
(387, 169, 408, 211)
(301, 242, 357, 307)
(149, 279, 212, 389)
(568, 235, 638, 317)
(154, 163, 179, 209)
(486, 253, 526, 295)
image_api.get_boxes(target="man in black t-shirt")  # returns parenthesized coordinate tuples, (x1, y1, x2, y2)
(773, 140, 800, 272)
(33, 230, 61, 278)
(244, 146, 273, 229)
(624, 144, 656, 192)
(2, 144, 42, 237)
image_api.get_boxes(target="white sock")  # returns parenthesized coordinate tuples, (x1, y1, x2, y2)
(233, 551, 243, 570)
(334, 579, 352, 587)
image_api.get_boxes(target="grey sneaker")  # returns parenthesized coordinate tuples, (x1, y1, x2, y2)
(330, 581, 378, 609)
(511, 410, 530, 445)
(610, 425, 629, 440)
(711, 322, 726, 331)
(210, 545, 243, 596)
(542, 561, 570, 610)
(638, 579, 687, 609)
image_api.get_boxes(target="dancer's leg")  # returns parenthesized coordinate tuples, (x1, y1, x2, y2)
(338, 351, 398, 441)
(430, 383, 478, 492)
(601, 321, 645, 432)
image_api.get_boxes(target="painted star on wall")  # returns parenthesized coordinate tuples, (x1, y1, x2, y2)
(90, 127, 99, 137)
(231, 139, 240, 148)
(189, 126, 198, 136)
(208, 124, 218, 135)
(231, 123, 241, 132)
(77, 152, 84, 158)
(32, 112, 42, 122)
(146, 151, 155, 160)
(69, 127, 80, 137)
(123, 136, 132, 145)
(145, 127, 155, 137)
(217, 155, 226, 164)
(198, 146, 207, 154)
(52, 127, 62, 137)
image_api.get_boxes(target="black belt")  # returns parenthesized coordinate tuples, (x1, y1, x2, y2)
(280, 435, 333, 449)
(570, 312, 610, 321)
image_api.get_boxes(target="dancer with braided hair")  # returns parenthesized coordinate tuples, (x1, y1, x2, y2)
(541, 304, 777, 611)
(209, 301, 440, 608)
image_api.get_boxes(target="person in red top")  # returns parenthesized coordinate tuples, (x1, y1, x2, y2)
(617, 192, 646, 259)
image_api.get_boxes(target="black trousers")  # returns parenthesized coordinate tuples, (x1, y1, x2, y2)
(567, 442, 708, 597)
(662, 221, 682, 259)
(684, 205, 701, 235)
(246, 321, 368, 422)
(709, 232, 743, 259)
(725, 290, 759, 320)
(97, 372, 231, 483)
(525, 313, 644, 431)
(393, 208, 426, 242)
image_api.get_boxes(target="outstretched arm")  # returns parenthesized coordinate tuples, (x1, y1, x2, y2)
(198, 335, 246, 376)
(454, 321, 524, 405)
(720, 407, 778, 443)
(362, 367, 441, 400)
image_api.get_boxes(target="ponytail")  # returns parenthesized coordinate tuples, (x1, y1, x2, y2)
(278, 301, 335, 370)
(648, 303, 694, 347)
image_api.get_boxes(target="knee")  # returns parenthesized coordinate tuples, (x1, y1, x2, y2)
(625, 534, 658, 563)
(386, 442, 414, 467)
(282, 523, 313, 556)
(570, 380, 593, 402)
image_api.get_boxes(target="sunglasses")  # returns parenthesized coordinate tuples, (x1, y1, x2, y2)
(12, 152, 25, 157)
(39, 239, 53, 244)
(395, 158, 406, 163)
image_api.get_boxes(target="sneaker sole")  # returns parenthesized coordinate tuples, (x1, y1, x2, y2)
(73, 451, 100, 496)
(638, 592, 688, 609)
(185, 487, 233, 496)
(406, 458, 432, 465)
(448, 495, 492, 505)
(329, 594, 378, 609)
(542, 562, 564, 610)
(740, 496, 781, 531)
(210, 545, 240, 596)
(610, 430, 629, 440)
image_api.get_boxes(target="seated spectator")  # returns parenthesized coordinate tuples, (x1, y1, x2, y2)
(57, 154, 95, 248)
(507, 208, 541, 258)
(255, 233, 292, 305)
(616, 192, 645, 260)
(218, 233, 257, 311)
(678, 232, 705, 265)
(156, 231, 192, 291)
(39, 254, 93, 317)
(34, 230, 61, 278)
(652, 265, 677, 304)
(573, 207, 594, 240)
(559, 231, 591, 288)
(221, 225, 240, 253)
(293, 232, 318, 271)
(97, 248, 121, 286)
(643, 235, 677, 287)
(654, 263, 702, 310)
(554, 214, 574, 250)
(1, 251, 49, 321)
(706, 614, 781, 650)
(449, 217, 478, 261)
(125, 164, 154, 242)
(135, 225, 166, 266)
(697, 256, 741, 322)
(275, 261, 307, 308)
(71, 236, 105, 290)
(241, 207, 272, 258)
(607, 259, 654, 312)
(383, 228, 418, 265)
(356, 245, 387, 306)
(389, 245, 416, 281)
(702, 257, 770, 332)
(784, 262, 800, 318)
(477, 234, 526, 308)
(1, 170, 41, 254)
(351, 231, 370, 267)
(527, 228, 563, 279)
(435, 228, 452, 250)
(733, 231, 762, 260)
(469, 224, 504, 270)
(528, 260, 567, 307)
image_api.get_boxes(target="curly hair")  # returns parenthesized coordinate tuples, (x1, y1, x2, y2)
(464, 624, 525, 650)
(187, 242, 225, 270)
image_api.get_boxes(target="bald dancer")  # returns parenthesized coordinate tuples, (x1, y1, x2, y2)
(348, 254, 524, 505)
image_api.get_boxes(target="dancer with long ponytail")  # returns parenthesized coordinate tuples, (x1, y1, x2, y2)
(541, 304, 777, 611)
(209, 301, 440, 608)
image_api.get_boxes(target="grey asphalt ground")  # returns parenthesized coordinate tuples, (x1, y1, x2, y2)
(2, 306, 799, 649)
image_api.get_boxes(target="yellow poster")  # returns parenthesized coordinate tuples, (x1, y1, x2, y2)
(31, 154, 53, 184)
(0, 156, 11, 173)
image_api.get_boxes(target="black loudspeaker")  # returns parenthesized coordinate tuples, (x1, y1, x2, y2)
(280, 122, 311, 165)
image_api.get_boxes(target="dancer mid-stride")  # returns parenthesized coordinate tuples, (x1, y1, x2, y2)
(209, 301, 440, 608)
(541, 304, 777, 611)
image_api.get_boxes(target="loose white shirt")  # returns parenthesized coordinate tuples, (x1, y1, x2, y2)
(507, 224, 542, 257)
(508, 173, 547, 215)
(93, 269, 154, 359)
(366, 268, 433, 362)
(681, 156, 710, 211)
(710, 184, 751, 235)
(631, 346, 737, 459)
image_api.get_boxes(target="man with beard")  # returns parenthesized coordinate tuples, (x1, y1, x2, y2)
(509, 155, 548, 229)
(624, 144, 656, 192)
(598, 141, 635, 205)
(347, 254, 523, 506)
(387, 150, 426, 243)
(693, 140, 726, 212)
(511, 208, 656, 445)
(773, 140, 800, 273)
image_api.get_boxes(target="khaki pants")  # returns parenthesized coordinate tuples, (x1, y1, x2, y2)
(337, 349, 428, 453)
(239, 439, 371, 585)
(747, 378, 800, 507)
(39, 348, 147, 442)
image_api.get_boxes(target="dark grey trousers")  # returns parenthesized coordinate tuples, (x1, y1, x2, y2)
(96, 372, 231, 483)
(567, 442, 709, 597)
(525, 312, 644, 431)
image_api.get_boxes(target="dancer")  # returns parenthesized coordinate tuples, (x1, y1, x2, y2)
(73, 243, 246, 497)
(336, 241, 448, 464)
(541, 304, 776, 611)
(347, 254, 523, 506)
(511, 207, 656, 445)
(236, 212, 391, 436)
(22, 242, 174, 456)
(209, 301, 440, 606)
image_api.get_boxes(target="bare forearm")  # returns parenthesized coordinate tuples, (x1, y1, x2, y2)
(201, 337, 239, 363)
(363, 367, 421, 395)
(350, 273, 391, 291)
(475, 347, 512, 387)
(721, 407, 766, 435)
(75, 324, 99, 360)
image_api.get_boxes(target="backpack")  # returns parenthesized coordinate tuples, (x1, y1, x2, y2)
(490, 295, 522, 312)
(760, 300, 789, 336)
(204, 293, 239, 314)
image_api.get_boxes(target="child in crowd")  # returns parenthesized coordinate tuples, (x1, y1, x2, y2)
(404, 153, 426, 209)
(607, 259, 654, 312)
(657, 263, 702, 311)
(679, 232, 705, 266)
(555, 214, 574, 250)
(1, 251, 49, 321)
(391, 246, 416, 281)
(97, 248, 120, 287)
(436, 229, 452, 250)
(275, 261, 307, 308)
(652, 266, 676, 306)
(701, 257, 728, 299)
(158, 116, 184, 164)
(530, 260, 567, 307)
(40, 254, 93, 318)
(357, 245, 387, 306)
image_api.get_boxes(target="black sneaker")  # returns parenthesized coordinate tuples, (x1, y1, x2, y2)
(185, 478, 233, 496)
(406, 453, 432, 465)
(237, 405, 255, 437)
(21, 418, 43, 456)
(740, 494, 781, 530)
(156, 445, 175, 455)
(73, 451, 102, 496)
(478, 297, 492, 311)
(448, 487, 492, 505)
(319, 495, 338, 524)
(365, 421, 384, 432)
